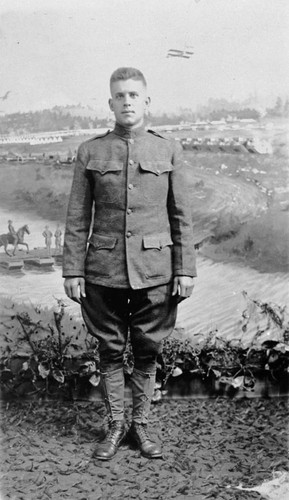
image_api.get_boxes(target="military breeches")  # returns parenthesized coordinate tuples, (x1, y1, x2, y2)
(81, 282, 178, 372)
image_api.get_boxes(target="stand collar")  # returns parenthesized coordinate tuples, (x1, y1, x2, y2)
(113, 122, 146, 139)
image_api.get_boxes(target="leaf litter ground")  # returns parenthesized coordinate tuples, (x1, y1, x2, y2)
(0, 397, 288, 500)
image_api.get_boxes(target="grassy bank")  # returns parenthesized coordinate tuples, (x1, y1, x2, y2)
(0, 162, 72, 222)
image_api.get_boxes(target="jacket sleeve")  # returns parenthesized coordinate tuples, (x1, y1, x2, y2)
(167, 141, 197, 277)
(62, 143, 93, 277)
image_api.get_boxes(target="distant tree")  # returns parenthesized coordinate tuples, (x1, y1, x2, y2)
(266, 96, 285, 117)
(236, 108, 260, 120)
(274, 97, 283, 116)
(283, 99, 289, 118)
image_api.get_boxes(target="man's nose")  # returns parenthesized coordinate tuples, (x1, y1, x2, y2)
(123, 95, 131, 106)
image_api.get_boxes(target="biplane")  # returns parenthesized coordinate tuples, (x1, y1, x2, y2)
(167, 48, 194, 59)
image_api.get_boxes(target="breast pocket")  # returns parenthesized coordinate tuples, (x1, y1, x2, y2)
(139, 161, 172, 203)
(86, 160, 123, 203)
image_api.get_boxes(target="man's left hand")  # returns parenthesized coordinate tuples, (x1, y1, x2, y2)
(172, 276, 195, 300)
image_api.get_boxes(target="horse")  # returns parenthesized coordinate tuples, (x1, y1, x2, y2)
(0, 225, 30, 256)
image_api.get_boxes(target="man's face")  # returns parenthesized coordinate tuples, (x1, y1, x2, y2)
(109, 79, 150, 129)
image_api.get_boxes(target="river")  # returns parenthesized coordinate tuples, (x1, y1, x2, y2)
(0, 206, 288, 345)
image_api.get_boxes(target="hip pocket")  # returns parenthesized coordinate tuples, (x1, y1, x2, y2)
(142, 233, 173, 278)
(85, 234, 117, 276)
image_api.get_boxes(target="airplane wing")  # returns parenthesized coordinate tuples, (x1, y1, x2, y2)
(168, 49, 183, 54)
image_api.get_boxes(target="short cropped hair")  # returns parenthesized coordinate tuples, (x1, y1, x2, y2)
(110, 67, 147, 89)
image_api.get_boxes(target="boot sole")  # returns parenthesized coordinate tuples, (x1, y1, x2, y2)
(141, 451, 163, 459)
(93, 454, 114, 461)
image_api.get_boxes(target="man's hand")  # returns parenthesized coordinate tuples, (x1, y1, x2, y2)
(64, 277, 86, 304)
(172, 276, 195, 300)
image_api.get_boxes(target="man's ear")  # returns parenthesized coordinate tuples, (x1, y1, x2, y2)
(145, 96, 151, 108)
(108, 98, 114, 111)
(144, 96, 151, 116)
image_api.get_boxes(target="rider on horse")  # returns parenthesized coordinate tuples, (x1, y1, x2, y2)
(8, 220, 17, 245)
(0, 223, 30, 256)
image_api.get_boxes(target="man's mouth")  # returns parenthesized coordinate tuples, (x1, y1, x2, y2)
(122, 111, 134, 114)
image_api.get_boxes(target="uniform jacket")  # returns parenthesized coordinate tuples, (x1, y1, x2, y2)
(63, 122, 197, 289)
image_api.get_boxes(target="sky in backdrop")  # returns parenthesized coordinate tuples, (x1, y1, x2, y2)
(0, 0, 289, 116)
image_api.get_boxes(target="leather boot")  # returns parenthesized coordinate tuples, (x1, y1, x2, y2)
(93, 420, 126, 460)
(130, 368, 162, 458)
(92, 367, 126, 460)
(129, 421, 162, 459)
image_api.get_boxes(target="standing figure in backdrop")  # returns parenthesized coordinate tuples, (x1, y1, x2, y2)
(63, 67, 197, 461)
(42, 225, 53, 256)
(54, 224, 62, 253)
(8, 220, 17, 245)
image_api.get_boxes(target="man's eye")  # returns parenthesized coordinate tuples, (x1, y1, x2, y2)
(130, 93, 138, 98)
(116, 95, 123, 100)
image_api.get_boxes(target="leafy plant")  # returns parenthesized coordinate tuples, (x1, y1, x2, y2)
(0, 297, 99, 400)
(155, 292, 289, 397)
(0, 292, 288, 400)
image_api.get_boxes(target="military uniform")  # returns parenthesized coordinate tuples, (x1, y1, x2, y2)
(63, 122, 196, 458)
(63, 122, 196, 285)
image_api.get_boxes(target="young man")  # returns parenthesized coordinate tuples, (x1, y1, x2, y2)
(42, 225, 53, 257)
(54, 224, 62, 253)
(63, 67, 196, 460)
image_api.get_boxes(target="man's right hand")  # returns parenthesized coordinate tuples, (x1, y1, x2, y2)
(64, 277, 86, 304)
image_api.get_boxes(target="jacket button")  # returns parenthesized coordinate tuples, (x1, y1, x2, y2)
(128, 184, 133, 190)
(126, 231, 132, 238)
(127, 208, 132, 214)
(129, 159, 134, 165)
(156, 169, 160, 175)
(128, 139, 134, 144)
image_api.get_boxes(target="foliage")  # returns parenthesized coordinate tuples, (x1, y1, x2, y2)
(0, 107, 106, 135)
(0, 292, 288, 400)
(154, 291, 289, 399)
(0, 297, 99, 400)
(2, 94, 284, 136)
(266, 96, 289, 118)
(1, 398, 288, 499)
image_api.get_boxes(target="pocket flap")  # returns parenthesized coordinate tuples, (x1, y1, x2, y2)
(89, 234, 117, 250)
(143, 233, 173, 249)
(86, 160, 123, 175)
(140, 161, 173, 175)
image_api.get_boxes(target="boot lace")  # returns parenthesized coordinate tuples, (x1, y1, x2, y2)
(105, 421, 123, 442)
(135, 424, 150, 442)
